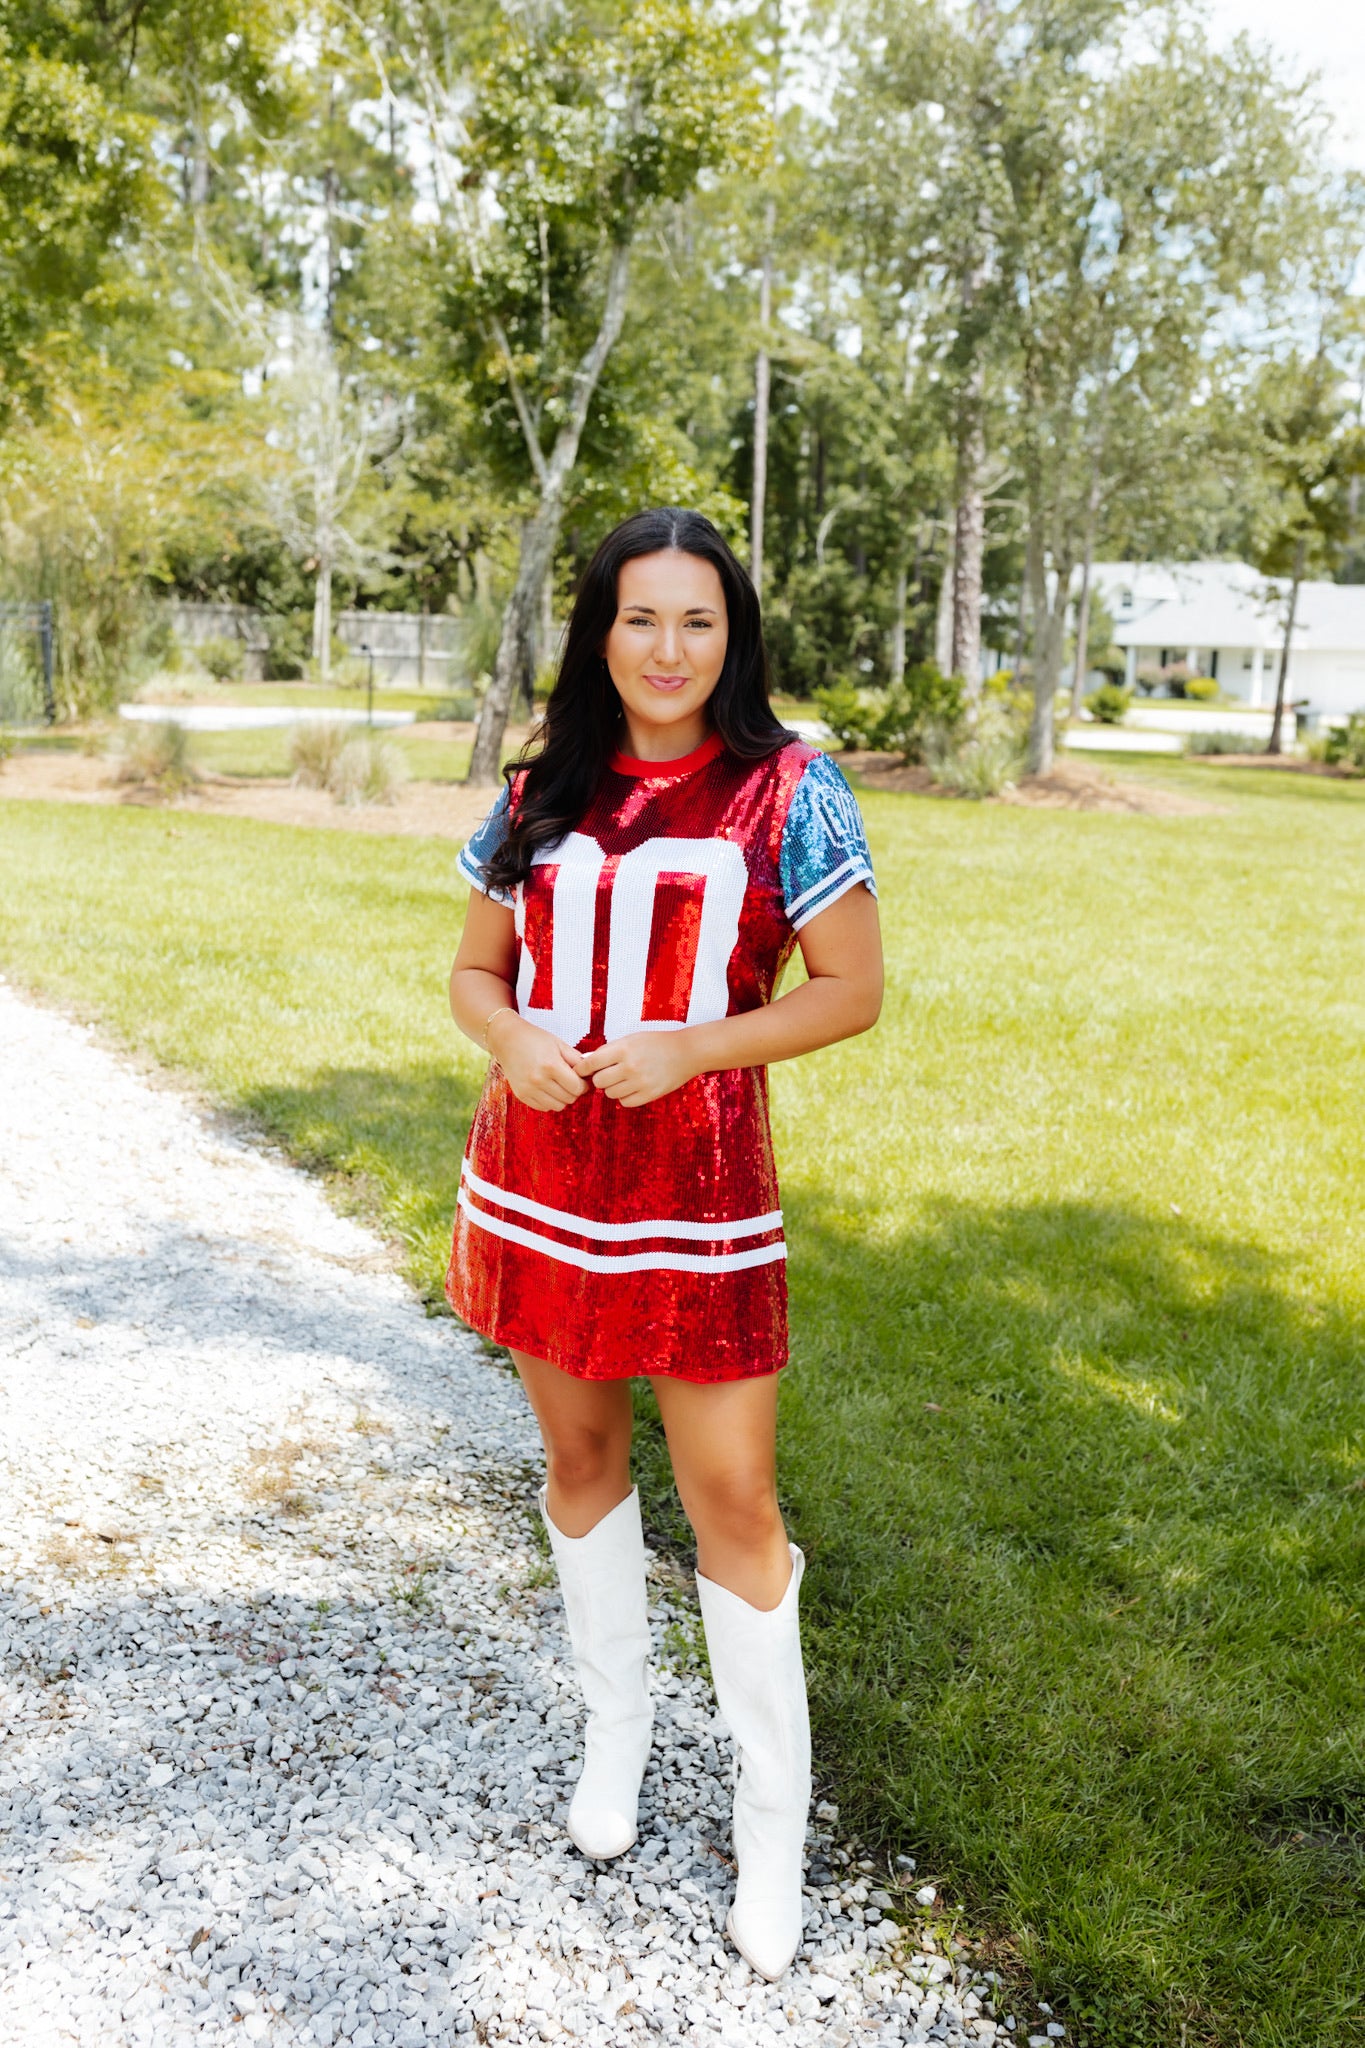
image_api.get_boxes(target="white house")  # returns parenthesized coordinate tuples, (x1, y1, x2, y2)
(1088, 561, 1365, 724)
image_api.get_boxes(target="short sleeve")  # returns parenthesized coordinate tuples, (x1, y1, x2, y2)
(779, 753, 877, 931)
(457, 785, 515, 905)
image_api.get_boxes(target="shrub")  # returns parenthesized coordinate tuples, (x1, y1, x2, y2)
(1086, 682, 1132, 725)
(1185, 675, 1219, 702)
(1089, 644, 1129, 681)
(1323, 711, 1365, 773)
(330, 732, 408, 806)
(925, 704, 1026, 798)
(289, 719, 350, 790)
(1161, 662, 1191, 698)
(816, 665, 966, 761)
(1135, 662, 1164, 694)
(432, 691, 481, 723)
(812, 680, 870, 750)
(1185, 730, 1260, 756)
(196, 635, 244, 683)
(111, 719, 197, 796)
(0, 727, 15, 768)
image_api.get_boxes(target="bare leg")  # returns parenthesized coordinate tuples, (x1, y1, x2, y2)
(650, 1373, 791, 1609)
(511, 1350, 635, 1537)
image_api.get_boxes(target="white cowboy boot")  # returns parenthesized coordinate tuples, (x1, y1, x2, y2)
(696, 1545, 811, 1980)
(538, 1484, 654, 1859)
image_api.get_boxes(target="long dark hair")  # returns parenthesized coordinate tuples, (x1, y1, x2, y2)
(482, 507, 791, 896)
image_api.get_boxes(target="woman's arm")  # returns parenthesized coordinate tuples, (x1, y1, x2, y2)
(575, 882, 882, 1109)
(450, 890, 587, 1112)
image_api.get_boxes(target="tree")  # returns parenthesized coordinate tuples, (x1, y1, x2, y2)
(1250, 349, 1365, 752)
(0, 14, 160, 427)
(374, 0, 764, 782)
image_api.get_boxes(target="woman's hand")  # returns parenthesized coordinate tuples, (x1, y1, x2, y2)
(575, 1032, 698, 1109)
(488, 1012, 588, 1113)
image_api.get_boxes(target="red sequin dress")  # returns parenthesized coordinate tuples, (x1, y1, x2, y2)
(445, 730, 875, 1382)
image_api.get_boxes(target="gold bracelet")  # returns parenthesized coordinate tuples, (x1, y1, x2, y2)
(481, 1005, 515, 1052)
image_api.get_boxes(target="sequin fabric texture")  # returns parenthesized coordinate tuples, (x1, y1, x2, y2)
(446, 733, 876, 1381)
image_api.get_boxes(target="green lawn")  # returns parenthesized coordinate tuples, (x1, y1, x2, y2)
(1, 765, 1361, 2048)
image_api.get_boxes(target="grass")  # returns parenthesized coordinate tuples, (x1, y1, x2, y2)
(1, 763, 1362, 2048)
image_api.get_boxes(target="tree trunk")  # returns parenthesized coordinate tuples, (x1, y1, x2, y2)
(1026, 533, 1072, 776)
(467, 242, 633, 785)
(1068, 552, 1094, 722)
(312, 540, 334, 683)
(750, 202, 775, 599)
(934, 530, 955, 676)
(950, 400, 985, 696)
(1267, 539, 1305, 756)
(1068, 457, 1104, 720)
(890, 561, 908, 686)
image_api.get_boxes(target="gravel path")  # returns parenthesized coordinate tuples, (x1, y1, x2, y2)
(0, 981, 1018, 2048)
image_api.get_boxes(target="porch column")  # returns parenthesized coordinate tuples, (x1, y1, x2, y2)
(1249, 646, 1264, 707)
(1125, 644, 1137, 689)
(1186, 645, 1199, 675)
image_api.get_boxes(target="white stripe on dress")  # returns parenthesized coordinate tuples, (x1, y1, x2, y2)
(788, 861, 877, 932)
(785, 854, 874, 921)
(457, 1187, 788, 1275)
(459, 1159, 783, 1243)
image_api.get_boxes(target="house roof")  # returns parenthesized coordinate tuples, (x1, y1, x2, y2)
(1091, 561, 1365, 653)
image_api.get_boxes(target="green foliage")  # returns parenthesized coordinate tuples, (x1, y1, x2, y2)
(1184, 674, 1220, 702)
(330, 732, 408, 808)
(1186, 730, 1260, 756)
(1323, 712, 1365, 772)
(288, 719, 350, 791)
(816, 666, 963, 760)
(110, 719, 196, 796)
(195, 636, 244, 683)
(1086, 683, 1132, 725)
(925, 705, 1026, 798)
(287, 718, 408, 805)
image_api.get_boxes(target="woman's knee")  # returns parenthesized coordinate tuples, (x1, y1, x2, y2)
(545, 1424, 628, 1497)
(684, 1467, 783, 1550)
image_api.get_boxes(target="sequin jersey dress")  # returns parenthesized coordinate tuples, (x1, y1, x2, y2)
(445, 731, 876, 1381)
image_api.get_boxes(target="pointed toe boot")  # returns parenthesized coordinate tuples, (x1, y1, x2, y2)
(697, 1545, 811, 1980)
(539, 1484, 654, 1860)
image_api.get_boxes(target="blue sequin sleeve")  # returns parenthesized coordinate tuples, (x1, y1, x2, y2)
(457, 786, 515, 905)
(779, 753, 877, 931)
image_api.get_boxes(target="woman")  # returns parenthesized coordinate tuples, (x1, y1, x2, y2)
(446, 507, 882, 1981)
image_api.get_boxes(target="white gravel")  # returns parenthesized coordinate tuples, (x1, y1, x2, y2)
(0, 979, 1017, 2047)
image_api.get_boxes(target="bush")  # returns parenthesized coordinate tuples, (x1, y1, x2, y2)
(289, 719, 351, 790)
(431, 691, 481, 723)
(1086, 682, 1132, 725)
(1185, 675, 1219, 702)
(815, 664, 964, 761)
(1088, 647, 1129, 681)
(1323, 711, 1365, 773)
(925, 704, 1026, 798)
(813, 680, 875, 751)
(1161, 662, 1191, 698)
(1135, 662, 1164, 695)
(196, 635, 244, 683)
(111, 719, 197, 796)
(330, 732, 408, 806)
(1185, 730, 1260, 756)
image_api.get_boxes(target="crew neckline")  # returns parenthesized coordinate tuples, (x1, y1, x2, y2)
(609, 729, 726, 778)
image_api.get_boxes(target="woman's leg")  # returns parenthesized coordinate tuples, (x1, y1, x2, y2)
(510, 1350, 651, 1859)
(511, 1349, 635, 1537)
(653, 1370, 810, 1980)
(650, 1372, 791, 1607)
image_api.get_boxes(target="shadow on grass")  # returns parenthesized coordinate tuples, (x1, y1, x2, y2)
(234, 1062, 1364, 2047)
(761, 1189, 1364, 2048)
